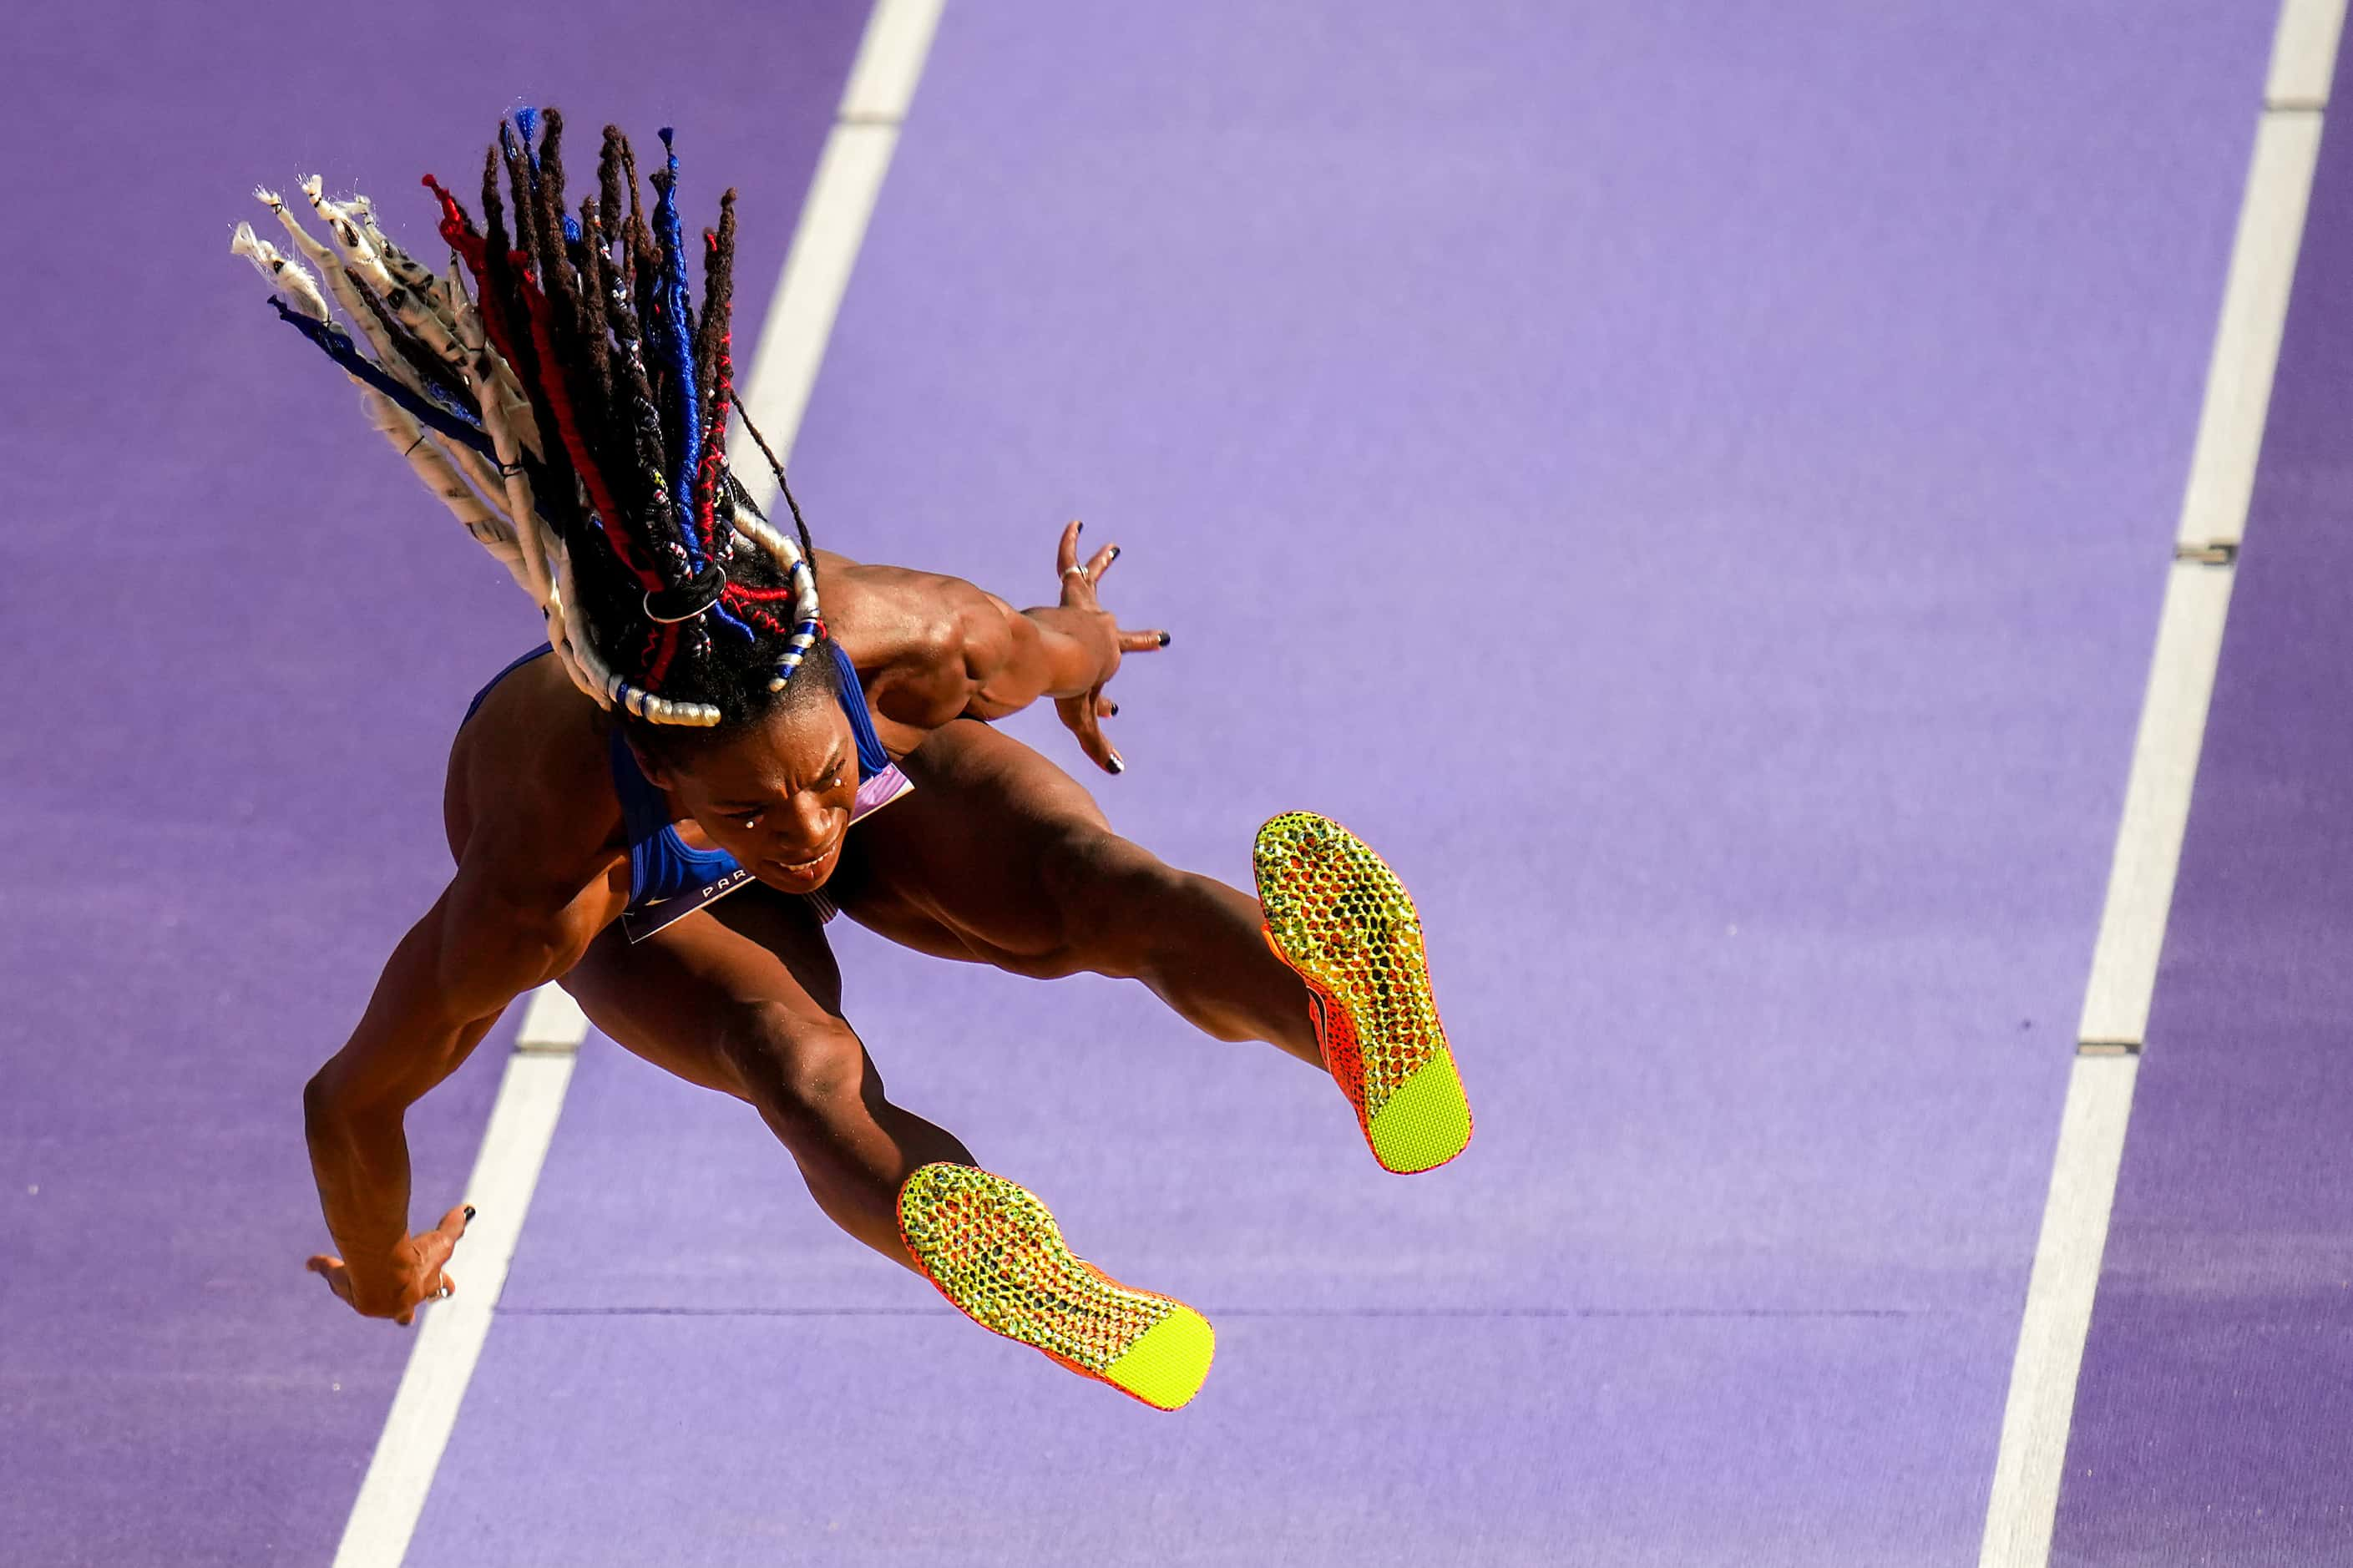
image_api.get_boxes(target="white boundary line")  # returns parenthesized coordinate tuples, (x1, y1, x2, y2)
(329, 1009, 579, 1568)
(2073, 564, 2240, 1047)
(2272, 0, 2350, 109)
(326, 7, 944, 1562)
(733, 0, 945, 509)
(2171, 109, 2325, 556)
(1976, 7, 2340, 1563)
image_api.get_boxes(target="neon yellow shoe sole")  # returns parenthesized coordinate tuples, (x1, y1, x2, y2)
(896, 1163, 1215, 1411)
(1254, 812, 1472, 1174)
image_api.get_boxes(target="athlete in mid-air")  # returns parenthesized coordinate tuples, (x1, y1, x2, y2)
(236, 109, 1470, 1410)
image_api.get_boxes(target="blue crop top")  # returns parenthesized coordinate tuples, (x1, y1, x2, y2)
(463, 640, 910, 941)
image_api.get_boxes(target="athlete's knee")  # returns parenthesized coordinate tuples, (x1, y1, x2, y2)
(715, 1002, 868, 1129)
(1034, 829, 1189, 979)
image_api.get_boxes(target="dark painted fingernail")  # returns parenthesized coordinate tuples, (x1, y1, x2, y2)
(1108, 702, 1120, 716)
(1111, 545, 1121, 560)
(1109, 755, 1126, 774)
(1157, 631, 1171, 647)
(463, 1206, 477, 1222)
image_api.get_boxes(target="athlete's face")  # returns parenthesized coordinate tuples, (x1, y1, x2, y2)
(651, 702, 859, 893)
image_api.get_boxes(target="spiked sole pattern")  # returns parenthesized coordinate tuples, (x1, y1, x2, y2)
(896, 1162, 1215, 1411)
(1254, 812, 1472, 1174)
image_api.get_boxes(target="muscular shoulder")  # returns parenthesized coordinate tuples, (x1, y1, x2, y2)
(817, 556, 1011, 737)
(442, 655, 631, 930)
(819, 558, 998, 664)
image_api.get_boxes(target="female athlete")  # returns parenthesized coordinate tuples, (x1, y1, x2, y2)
(235, 109, 1471, 1410)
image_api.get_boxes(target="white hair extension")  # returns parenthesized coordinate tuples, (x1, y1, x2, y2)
(352, 195, 435, 297)
(729, 513, 824, 690)
(299, 179, 473, 398)
(434, 428, 515, 527)
(257, 188, 402, 372)
(301, 177, 383, 267)
(230, 224, 331, 322)
(542, 534, 716, 726)
(238, 144, 732, 733)
(447, 263, 558, 613)
(235, 221, 530, 589)
(255, 194, 529, 562)
(438, 249, 543, 463)
(731, 514, 819, 613)
(360, 390, 530, 582)
(359, 198, 489, 387)
(543, 531, 608, 702)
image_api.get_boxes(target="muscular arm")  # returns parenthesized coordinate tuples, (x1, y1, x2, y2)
(303, 674, 625, 1319)
(818, 522, 1167, 769)
(825, 560, 1103, 726)
(301, 864, 605, 1313)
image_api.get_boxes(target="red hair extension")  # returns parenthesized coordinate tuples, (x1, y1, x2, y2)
(645, 621, 681, 688)
(718, 581, 804, 604)
(517, 277, 661, 589)
(721, 592, 793, 640)
(424, 175, 538, 400)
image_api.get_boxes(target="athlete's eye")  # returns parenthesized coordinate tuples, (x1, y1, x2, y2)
(732, 813, 763, 830)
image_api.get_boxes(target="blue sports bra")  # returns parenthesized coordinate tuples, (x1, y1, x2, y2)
(463, 640, 911, 941)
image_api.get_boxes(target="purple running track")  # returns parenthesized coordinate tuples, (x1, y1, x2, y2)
(400, 4, 2275, 1565)
(0, 6, 865, 1565)
(2052, 37, 2353, 1568)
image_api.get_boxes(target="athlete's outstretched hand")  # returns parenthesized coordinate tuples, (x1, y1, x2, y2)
(306, 1203, 473, 1325)
(1051, 520, 1168, 776)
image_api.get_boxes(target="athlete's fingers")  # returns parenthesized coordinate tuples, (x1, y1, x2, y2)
(306, 1255, 353, 1304)
(1084, 542, 1120, 581)
(1095, 693, 1118, 720)
(416, 1231, 454, 1279)
(1065, 692, 1105, 763)
(1119, 628, 1169, 654)
(1058, 690, 1121, 774)
(1055, 519, 1083, 579)
(432, 1204, 474, 1244)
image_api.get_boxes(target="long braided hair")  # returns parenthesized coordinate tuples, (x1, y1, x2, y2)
(231, 108, 827, 735)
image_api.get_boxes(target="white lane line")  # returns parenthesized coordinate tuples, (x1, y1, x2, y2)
(2073, 562, 2238, 1049)
(514, 982, 588, 1051)
(2270, 0, 2346, 109)
(1977, 1055, 2139, 1568)
(2173, 109, 2324, 553)
(328, 5, 946, 1560)
(840, 0, 946, 122)
(331, 999, 581, 1568)
(1977, 6, 2339, 1560)
(732, 0, 945, 510)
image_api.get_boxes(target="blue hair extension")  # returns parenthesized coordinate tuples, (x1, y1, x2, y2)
(651, 128, 705, 569)
(514, 106, 539, 167)
(270, 300, 496, 461)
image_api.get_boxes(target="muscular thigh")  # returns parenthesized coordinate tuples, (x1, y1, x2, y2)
(559, 886, 845, 1098)
(832, 720, 1138, 977)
